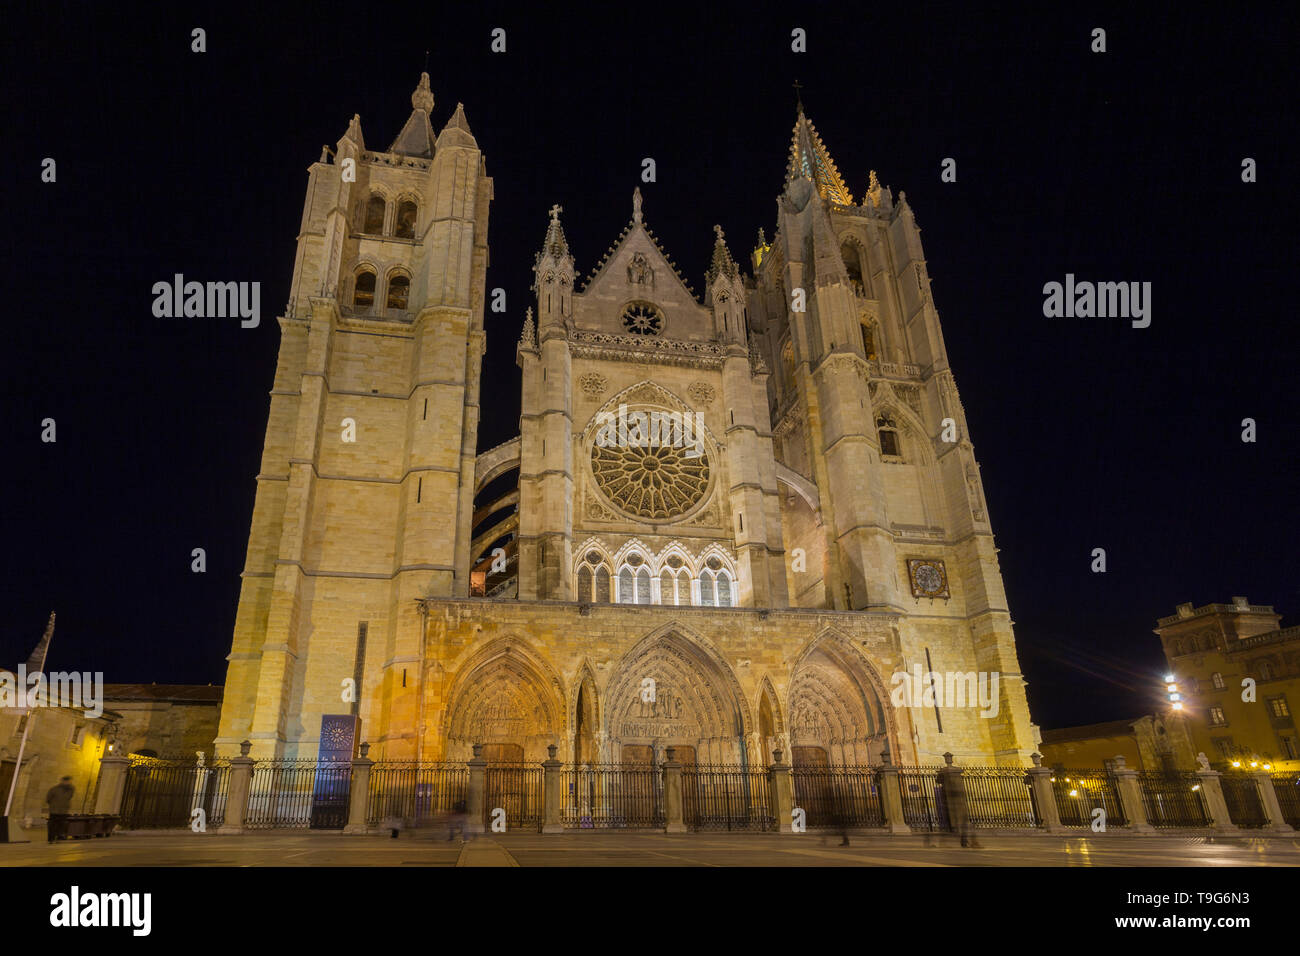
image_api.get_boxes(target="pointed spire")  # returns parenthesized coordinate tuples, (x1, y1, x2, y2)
(633, 187, 643, 226)
(706, 224, 739, 284)
(520, 307, 536, 348)
(785, 106, 854, 206)
(542, 203, 570, 260)
(435, 102, 477, 149)
(389, 73, 435, 157)
(865, 169, 882, 207)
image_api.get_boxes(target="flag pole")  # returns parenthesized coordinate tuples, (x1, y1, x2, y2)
(3, 612, 55, 824)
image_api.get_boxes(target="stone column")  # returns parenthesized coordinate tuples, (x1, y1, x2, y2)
(1252, 772, 1295, 833)
(92, 755, 131, 816)
(1111, 757, 1153, 833)
(466, 743, 487, 834)
(1026, 753, 1065, 833)
(542, 744, 563, 834)
(876, 748, 910, 834)
(343, 742, 373, 834)
(770, 748, 795, 834)
(663, 747, 685, 833)
(218, 740, 255, 834)
(1197, 770, 1240, 833)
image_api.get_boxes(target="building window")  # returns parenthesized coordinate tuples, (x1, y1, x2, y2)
(395, 200, 417, 239)
(387, 274, 410, 310)
(1267, 696, 1290, 718)
(363, 194, 386, 234)
(1258, 661, 1273, 681)
(700, 556, 734, 608)
(877, 416, 901, 458)
(617, 554, 652, 604)
(577, 551, 612, 603)
(354, 269, 376, 308)
(1211, 672, 1225, 690)
(1212, 737, 1235, 758)
(1281, 736, 1299, 760)
(1208, 706, 1227, 727)
(860, 323, 877, 361)
(68, 725, 85, 746)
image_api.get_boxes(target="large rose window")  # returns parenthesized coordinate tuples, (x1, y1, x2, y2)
(591, 431, 710, 520)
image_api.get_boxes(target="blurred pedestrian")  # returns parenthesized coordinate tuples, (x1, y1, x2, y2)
(45, 776, 74, 843)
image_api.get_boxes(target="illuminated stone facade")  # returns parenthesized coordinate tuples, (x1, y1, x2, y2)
(215, 75, 1039, 768)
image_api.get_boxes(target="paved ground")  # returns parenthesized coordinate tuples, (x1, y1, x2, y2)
(3, 829, 1300, 866)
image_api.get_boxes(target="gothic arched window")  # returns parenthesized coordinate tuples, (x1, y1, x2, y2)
(386, 273, 410, 310)
(617, 553, 652, 604)
(659, 554, 691, 605)
(353, 269, 376, 308)
(700, 555, 734, 607)
(577, 550, 612, 602)
(877, 415, 901, 458)
(841, 240, 866, 298)
(363, 194, 387, 234)
(395, 200, 417, 239)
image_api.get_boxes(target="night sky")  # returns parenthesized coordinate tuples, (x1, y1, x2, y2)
(3, 3, 1296, 733)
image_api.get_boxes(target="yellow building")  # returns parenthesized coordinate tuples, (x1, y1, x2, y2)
(1038, 715, 1195, 771)
(1156, 597, 1300, 772)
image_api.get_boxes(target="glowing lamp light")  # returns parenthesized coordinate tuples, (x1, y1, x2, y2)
(1168, 693, 1182, 702)
(1171, 702, 1183, 711)
(1166, 683, 1178, 693)
(1069, 789, 1079, 797)
(1250, 761, 1259, 768)
(1191, 784, 1201, 791)
(1263, 763, 1273, 770)
(1231, 760, 1242, 768)
(1164, 673, 1175, 683)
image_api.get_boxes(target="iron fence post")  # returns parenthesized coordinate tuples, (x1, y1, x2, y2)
(219, 740, 254, 834)
(769, 749, 794, 834)
(467, 744, 487, 834)
(876, 749, 910, 834)
(663, 748, 685, 833)
(344, 743, 373, 834)
(1196, 769, 1240, 833)
(1252, 771, 1295, 833)
(92, 755, 130, 817)
(542, 745, 562, 833)
(1027, 754, 1065, 833)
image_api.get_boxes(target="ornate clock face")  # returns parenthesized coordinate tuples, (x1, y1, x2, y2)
(908, 559, 950, 599)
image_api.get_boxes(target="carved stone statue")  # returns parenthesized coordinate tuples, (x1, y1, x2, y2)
(627, 252, 653, 286)
(1196, 752, 1211, 772)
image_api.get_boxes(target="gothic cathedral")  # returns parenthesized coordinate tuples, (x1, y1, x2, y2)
(215, 74, 1039, 769)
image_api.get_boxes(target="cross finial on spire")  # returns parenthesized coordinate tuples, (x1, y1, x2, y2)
(549, 203, 563, 222)
(632, 187, 643, 224)
(714, 224, 725, 241)
(793, 79, 804, 111)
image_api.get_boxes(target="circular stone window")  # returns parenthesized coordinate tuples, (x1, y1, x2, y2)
(621, 301, 663, 336)
(591, 427, 711, 520)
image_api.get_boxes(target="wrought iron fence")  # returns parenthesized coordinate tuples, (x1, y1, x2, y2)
(1271, 773, 1300, 827)
(562, 764, 665, 829)
(484, 764, 544, 832)
(367, 762, 468, 827)
(790, 766, 883, 828)
(1136, 771, 1211, 828)
(899, 767, 947, 831)
(118, 756, 231, 830)
(245, 760, 351, 830)
(1050, 769, 1127, 828)
(1220, 774, 1267, 828)
(682, 765, 774, 831)
(962, 767, 1039, 828)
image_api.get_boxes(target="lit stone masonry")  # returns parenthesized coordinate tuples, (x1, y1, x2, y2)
(215, 78, 1039, 769)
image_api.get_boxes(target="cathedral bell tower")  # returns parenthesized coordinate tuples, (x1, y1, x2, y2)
(216, 74, 492, 758)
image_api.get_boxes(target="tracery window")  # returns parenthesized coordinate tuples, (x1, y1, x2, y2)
(700, 555, 733, 608)
(621, 301, 663, 335)
(576, 550, 612, 603)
